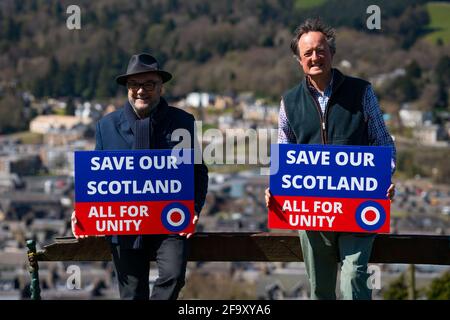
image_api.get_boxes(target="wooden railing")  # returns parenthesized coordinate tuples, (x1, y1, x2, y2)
(26, 232, 450, 299)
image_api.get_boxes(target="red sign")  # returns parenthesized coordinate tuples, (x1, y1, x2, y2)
(268, 196, 390, 233)
(75, 200, 195, 235)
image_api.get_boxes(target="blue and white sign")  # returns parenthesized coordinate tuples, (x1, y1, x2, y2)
(269, 144, 393, 233)
(74, 149, 195, 235)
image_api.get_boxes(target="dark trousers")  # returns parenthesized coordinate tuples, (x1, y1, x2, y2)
(111, 235, 189, 300)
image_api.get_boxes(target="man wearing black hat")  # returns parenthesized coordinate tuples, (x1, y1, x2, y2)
(72, 53, 209, 300)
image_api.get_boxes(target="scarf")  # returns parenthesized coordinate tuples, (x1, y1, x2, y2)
(124, 97, 169, 149)
(118, 98, 170, 249)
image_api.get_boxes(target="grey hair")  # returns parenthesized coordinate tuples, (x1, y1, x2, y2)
(290, 18, 336, 59)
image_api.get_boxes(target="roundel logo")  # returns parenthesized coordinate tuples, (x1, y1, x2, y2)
(355, 201, 386, 231)
(161, 203, 191, 232)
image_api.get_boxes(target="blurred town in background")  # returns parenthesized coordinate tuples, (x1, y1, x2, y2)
(0, 0, 449, 299)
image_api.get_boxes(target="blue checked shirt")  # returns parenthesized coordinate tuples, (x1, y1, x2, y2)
(278, 73, 396, 175)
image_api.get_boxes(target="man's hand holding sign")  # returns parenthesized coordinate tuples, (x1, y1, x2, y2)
(72, 149, 196, 237)
(75, 53, 209, 300)
(267, 144, 394, 233)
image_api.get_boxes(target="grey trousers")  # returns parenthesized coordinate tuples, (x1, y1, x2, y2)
(299, 230, 376, 300)
(111, 235, 189, 300)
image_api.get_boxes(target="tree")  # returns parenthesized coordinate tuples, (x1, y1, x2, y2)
(60, 64, 76, 97)
(426, 272, 450, 300)
(406, 60, 422, 79)
(65, 97, 76, 116)
(2, 17, 21, 42)
(434, 85, 448, 110)
(74, 61, 88, 98)
(383, 273, 408, 300)
(52, 1, 63, 19)
(95, 64, 113, 99)
(400, 76, 418, 101)
(384, 5, 430, 48)
(385, 75, 418, 103)
(31, 77, 46, 98)
(0, 94, 28, 134)
(434, 55, 450, 110)
(435, 55, 450, 86)
(44, 56, 60, 97)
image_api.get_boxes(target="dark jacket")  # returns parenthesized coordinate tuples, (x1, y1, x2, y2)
(95, 100, 209, 249)
(282, 68, 370, 146)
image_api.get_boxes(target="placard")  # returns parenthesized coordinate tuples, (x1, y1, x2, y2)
(268, 144, 392, 233)
(74, 149, 194, 235)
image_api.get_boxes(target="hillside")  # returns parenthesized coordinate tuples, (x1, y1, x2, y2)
(0, 0, 448, 103)
(425, 2, 450, 45)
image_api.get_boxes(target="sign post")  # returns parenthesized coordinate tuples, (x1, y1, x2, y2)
(268, 144, 392, 233)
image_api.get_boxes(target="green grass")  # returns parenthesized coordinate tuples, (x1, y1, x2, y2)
(200, 123, 218, 134)
(425, 2, 450, 45)
(294, 0, 327, 10)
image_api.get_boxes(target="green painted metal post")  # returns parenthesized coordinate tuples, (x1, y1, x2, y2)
(408, 264, 416, 300)
(26, 240, 41, 300)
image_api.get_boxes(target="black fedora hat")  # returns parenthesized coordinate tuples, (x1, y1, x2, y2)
(116, 53, 172, 85)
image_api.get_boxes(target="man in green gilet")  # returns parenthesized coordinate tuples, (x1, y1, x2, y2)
(265, 18, 396, 300)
